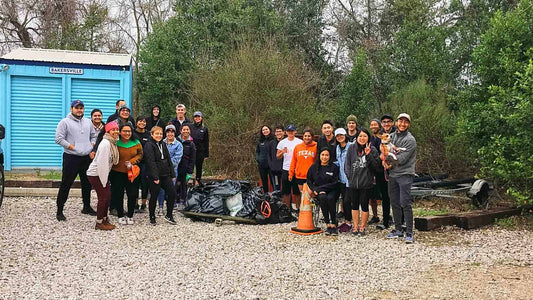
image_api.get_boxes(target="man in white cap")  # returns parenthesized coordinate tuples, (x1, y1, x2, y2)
(384, 113, 417, 243)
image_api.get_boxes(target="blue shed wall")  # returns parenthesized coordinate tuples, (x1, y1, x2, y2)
(0, 60, 132, 170)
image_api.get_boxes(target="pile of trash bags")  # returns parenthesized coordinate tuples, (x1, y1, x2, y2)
(184, 179, 293, 224)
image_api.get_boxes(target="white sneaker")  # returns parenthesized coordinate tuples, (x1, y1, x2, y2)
(157, 207, 164, 216)
(118, 217, 127, 225)
(126, 217, 134, 225)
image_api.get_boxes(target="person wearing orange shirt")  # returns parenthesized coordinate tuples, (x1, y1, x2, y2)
(289, 129, 317, 209)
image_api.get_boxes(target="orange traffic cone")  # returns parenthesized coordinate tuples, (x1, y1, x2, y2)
(290, 183, 323, 235)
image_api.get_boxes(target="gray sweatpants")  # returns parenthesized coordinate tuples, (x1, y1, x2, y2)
(388, 175, 414, 234)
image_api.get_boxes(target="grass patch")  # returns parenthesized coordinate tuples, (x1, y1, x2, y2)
(37, 170, 63, 180)
(413, 208, 450, 216)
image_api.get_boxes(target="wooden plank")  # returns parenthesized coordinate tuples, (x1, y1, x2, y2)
(456, 208, 522, 230)
(182, 211, 257, 225)
(415, 215, 457, 231)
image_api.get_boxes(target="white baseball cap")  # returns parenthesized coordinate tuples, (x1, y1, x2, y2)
(334, 128, 347, 136)
(397, 113, 411, 122)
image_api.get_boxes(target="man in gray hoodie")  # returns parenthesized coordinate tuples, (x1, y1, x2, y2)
(55, 100, 97, 221)
(384, 113, 417, 243)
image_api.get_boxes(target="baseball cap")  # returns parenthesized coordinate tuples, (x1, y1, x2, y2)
(165, 124, 176, 132)
(71, 100, 84, 107)
(334, 128, 347, 136)
(381, 114, 393, 121)
(286, 124, 296, 131)
(193, 111, 203, 117)
(397, 113, 411, 122)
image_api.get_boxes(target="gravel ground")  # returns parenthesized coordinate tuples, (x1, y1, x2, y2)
(0, 196, 532, 299)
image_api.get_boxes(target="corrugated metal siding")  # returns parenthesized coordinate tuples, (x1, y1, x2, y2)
(71, 78, 121, 121)
(11, 76, 63, 167)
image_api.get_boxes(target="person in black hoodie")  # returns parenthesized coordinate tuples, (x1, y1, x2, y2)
(307, 148, 340, 235)
(146, 105, 164, 131)
(143, 126, 177, 225)
(256, 125, 273, 193)
(267, 125, 284, 192)
(134, 116, 151, 212)
(190, 111, 209, 185)
(344, 128, 380, 236)
(176, 124, 196, 206)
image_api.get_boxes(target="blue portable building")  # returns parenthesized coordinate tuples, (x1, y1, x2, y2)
(0, 48, 132, 171)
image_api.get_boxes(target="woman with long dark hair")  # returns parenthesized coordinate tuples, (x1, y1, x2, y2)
(307, 148, 340, 235)
(344, 128, 380, 236)
(255, 125, 273, 193)
(109, 122, 143, 225)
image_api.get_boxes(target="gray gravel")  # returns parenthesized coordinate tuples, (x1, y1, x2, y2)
(0, 196, 531, 299)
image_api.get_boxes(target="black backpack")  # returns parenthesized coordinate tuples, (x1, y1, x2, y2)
(0, 124, 5, 139)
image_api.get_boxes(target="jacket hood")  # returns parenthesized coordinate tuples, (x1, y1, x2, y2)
(150, 105, 162, 119)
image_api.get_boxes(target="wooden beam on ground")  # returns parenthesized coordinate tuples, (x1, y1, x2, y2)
(415, 215, 457, 231)
(456, 208, 522, 230)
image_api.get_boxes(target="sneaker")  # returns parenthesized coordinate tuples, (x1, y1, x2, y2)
(405, 233, 414, 244)
(336, 212, 344, 219)
(351, 229, 359, 236)
(386, 229, 404, 239)
(140, 203, 147, 212)
(126, 217, 134, 225)
(118, 217, 127, 225)
(376, 224, 390, 230)
(368, 216, 380, 224)
(56, 212, 67, 221)
(109, 209, 118, 216)
(95, 222, 115, 230)
(157, 207, 164, 216)
(81, 206, 97, 216)
(164, 215, 177, 225)
(331, 227, 339, 236)
(324, 228, 331, 236)
(149, 216, 156, 225)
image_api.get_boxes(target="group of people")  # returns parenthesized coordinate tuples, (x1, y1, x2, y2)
(255, 114, 417, 243)
(55, 100, 209, 230)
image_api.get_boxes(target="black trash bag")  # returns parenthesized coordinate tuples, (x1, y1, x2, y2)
(236, 182, 262, 218)
(184, 180, 239, 215)
(257, 193, 293, 224)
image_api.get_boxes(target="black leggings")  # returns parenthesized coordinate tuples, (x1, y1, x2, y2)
(149, 176, 176, 218)
(176, 172, 188, 203)
(343, 186, 352, 221)
(350, 188, 371, 212)
(257, 165, 271, 193)
(139, 162, 149, 199)
(109, 170, 139, 218)
(317, 192, 337, 226)
(195, 156, 205, 181)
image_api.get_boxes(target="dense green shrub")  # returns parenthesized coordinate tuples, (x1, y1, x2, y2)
(190, 41, 325, 178)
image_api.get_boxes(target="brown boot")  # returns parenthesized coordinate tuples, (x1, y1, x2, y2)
(95, 222, 115, 230)
(102, 217, 116, 229)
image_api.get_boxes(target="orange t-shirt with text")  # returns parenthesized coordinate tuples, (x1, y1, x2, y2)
(289, 141, 317, 180)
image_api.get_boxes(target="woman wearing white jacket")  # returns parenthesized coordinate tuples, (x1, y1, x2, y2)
(86, 122, 120, 230)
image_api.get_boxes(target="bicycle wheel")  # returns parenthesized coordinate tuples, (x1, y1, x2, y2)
(0, 164, 4, 208)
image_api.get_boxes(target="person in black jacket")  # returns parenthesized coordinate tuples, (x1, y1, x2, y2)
(146, 105, 164, 131)
(190, 111, 209, 185)
(176, 124, 196, 206)
(267, 125, 284, 192)
(256, 125, 273, 193)
(134, 116, 151, 212)
(307, 148, 340, 235)
(143, 126, 177, 225)
(344, 128, 380, 236)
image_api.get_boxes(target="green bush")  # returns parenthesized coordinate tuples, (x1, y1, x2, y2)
(190, 41, 325, 178)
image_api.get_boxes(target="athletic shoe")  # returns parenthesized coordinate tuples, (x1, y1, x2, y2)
(118, 217, 127, 225)
(126, 217, 134, 225)
(324, 228, 331, 236)
(336, 212, 344, 220)
(405, 233, 414, 244)
(351, 230, 359, 236)
(56, 212, 67, 221)
(95, 222, 115, 230)
(150, 216, 156, 226)
(157, 207, 164, 216)
(165, 215, 177, 225)
(376, 224, 390, 230)
(81, 206, 97, 216)
(358, 228, 366, 236)
(331, 227, 339, 236)
(140, 203, 147, 212)
(386, 229, 404, 239)
(368, 216, 380, 224)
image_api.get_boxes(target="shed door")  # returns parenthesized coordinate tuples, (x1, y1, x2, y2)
(71, 78, 121, 122)
(11, 76, 63, 167)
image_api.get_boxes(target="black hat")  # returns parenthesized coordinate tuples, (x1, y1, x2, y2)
(380, 114, 393, 121)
